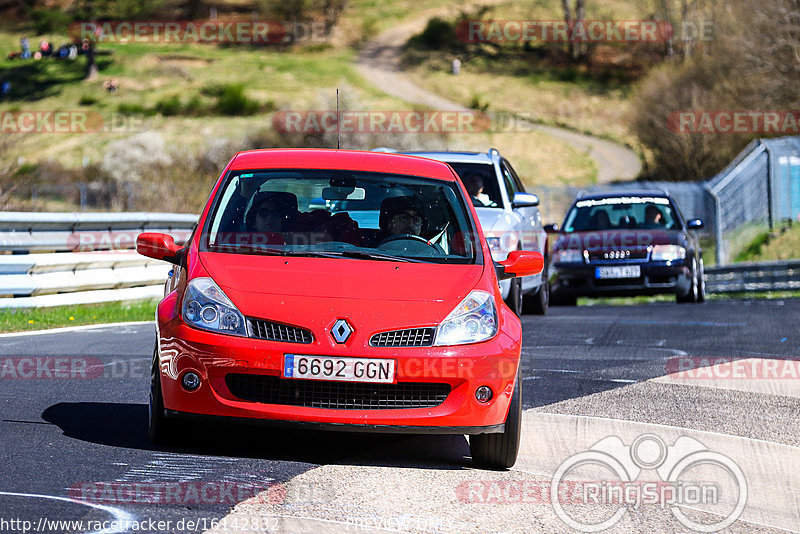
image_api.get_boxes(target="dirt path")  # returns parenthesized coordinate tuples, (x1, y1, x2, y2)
(355, 12, 642, 183)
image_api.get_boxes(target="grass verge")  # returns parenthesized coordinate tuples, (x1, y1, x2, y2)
(0, 299, 158, 333)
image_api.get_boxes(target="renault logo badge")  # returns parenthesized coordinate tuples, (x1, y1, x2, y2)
(331, 319, 353, 343)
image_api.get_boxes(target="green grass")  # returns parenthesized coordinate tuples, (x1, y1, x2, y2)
(0, 299, 158, 333)
(734, 223, 800, 262)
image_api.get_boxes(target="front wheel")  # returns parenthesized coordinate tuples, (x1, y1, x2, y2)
(504, 277, 522, 317)
(676, 258, 699, 304)
(149, 346, 182, 445)
(697, 258, 706, 302)
(470, 374, 522, 469)
(523, 261, 549, 315)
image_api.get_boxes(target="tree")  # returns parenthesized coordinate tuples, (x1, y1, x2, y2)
(561, 0, 586, 61)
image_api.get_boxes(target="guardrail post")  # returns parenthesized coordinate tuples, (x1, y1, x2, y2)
(705, 184, 725, 266)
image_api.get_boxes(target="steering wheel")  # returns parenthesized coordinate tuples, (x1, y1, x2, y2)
(378, 233, 444, 253)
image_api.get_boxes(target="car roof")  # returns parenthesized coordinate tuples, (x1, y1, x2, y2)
(229, 149, 458, 181)
(399, 151, 497, 165)
(576, 190, 670, 201)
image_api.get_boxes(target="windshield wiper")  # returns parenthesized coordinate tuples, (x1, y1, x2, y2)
(210, 244, 427, 263)
(210, 244, 292, 256)
(283, 250, 426, 263)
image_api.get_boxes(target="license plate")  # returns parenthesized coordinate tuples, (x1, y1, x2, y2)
(595, 265, 641, 279)
(283, 354, 395, 383)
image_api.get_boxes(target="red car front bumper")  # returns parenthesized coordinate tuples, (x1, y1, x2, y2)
(156, 295, 522, 434)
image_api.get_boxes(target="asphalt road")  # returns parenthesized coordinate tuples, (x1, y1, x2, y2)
(1, 299, 798, 533)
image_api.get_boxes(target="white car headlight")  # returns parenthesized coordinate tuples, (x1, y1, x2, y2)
(651, 245, 686, 262)
(434, 290, 498, 346)
(553, 249, 583, 263)
(182, 278, 247, 337)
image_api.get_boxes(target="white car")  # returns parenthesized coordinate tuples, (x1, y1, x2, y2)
(402, 149, 549, 315)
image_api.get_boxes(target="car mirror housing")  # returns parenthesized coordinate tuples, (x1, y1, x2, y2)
(544, 223, 560, 233)
(137, 232, 185, 265)
(687, 219, 704, 230)
(495, 250, 544, 280)
(511, 192, 540, 208)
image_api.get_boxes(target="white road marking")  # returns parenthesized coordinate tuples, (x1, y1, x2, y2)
(0, 490, 134, 534)
(0, 321, 152, 338)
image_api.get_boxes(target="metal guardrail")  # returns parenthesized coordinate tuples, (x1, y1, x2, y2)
(0, 212, 197, 308)
(705, 260, 800, 293)
(0, 212, 197, 252)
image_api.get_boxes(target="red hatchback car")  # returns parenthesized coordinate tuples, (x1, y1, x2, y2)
(137, 149, 542, 469)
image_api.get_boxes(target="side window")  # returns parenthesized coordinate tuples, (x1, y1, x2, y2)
(499, 161, 519, 200)
(504, 160, 527, 193)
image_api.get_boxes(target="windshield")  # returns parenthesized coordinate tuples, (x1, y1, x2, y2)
(562, 196, 679, 233)
(204, 169, 478, 264)
(445, 162, 502, 208)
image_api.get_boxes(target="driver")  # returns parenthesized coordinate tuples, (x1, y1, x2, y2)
(379, 196, 425, 237)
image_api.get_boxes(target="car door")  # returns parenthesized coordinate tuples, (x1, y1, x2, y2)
(500, 159, 545, 290)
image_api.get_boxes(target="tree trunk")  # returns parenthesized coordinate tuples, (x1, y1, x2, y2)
(85, 44, 98, 80)
(562, 0, 574, 60)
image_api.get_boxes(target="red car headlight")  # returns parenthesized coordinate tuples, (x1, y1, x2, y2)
(182, 277, 248, 337)
(434, 290, 498, 346)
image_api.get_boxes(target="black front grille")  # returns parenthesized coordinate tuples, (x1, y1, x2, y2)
(370, 328, 435, 347)
(248, 318, 313, 344)
(225, 374, 450, 410)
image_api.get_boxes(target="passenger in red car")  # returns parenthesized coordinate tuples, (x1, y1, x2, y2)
(247, 192, 299, 233)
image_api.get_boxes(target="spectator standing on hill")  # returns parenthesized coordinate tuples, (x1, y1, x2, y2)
(20, 37, 30, 59)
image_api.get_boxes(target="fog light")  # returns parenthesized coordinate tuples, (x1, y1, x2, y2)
(181, 371, 201, 391)
(475, 386, 493, 403)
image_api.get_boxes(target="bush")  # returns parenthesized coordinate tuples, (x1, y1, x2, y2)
(29, 9, 71, 34)
(182, 95, 207, 116)
(215, 84, 259, 116)
(79, 95, 98, 106)
(415, 17, 459, 49)
(154, 95, 182, 116)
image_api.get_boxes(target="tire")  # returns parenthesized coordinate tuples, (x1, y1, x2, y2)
(470, 374, 522, 470)
(149, 346, 181, 445)
(504, 277, 522, 317)
(523, 260, 549, 315)
(697, 258, 706, 303)
(676, 258, 699, 304)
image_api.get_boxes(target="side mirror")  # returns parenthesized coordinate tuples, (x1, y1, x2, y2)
(544, 223, 560, 233)
(137, 232, 184, 265)
(512, 192, 540, 208)
(687, 219, 704, 230)
(495, 250, 544, 280)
